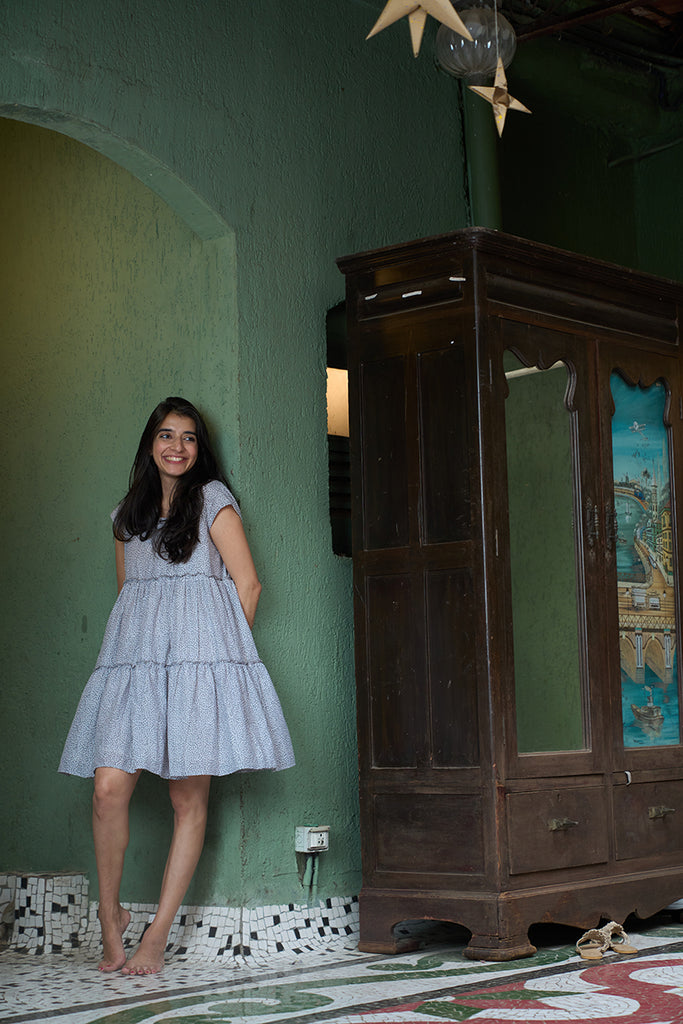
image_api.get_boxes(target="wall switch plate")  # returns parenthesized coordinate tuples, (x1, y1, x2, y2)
(295, 825, 330, 852)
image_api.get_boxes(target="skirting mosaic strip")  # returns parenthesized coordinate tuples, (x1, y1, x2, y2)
(0, 871, 90, 954)
(0, 871, 359, 961)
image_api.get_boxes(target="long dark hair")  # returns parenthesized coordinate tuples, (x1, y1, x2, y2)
(113, 397, 227, 563)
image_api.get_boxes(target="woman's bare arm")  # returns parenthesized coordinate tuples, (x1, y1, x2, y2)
(209, 506, 262, 628)
(115, 538, 126, 594)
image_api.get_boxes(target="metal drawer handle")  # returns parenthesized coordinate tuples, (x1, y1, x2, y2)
(649, 805, 676, 819)
(548, 817, 579, 831)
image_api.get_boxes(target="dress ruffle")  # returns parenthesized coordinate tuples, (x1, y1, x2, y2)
(59, 480, 295, 780)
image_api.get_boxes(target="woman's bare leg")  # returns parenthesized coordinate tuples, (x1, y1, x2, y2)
(122, 775, 211, 975)
(92, 767, 141, 972)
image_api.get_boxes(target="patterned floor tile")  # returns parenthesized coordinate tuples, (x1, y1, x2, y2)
(2, 920, 683, 1024)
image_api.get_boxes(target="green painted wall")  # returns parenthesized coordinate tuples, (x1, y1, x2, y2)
(499, 36, 683, 280)
(633, 138, 683, 280)
(0, 1, 469, 907)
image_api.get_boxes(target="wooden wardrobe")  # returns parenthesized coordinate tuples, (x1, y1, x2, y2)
(338, 229, 683, 960)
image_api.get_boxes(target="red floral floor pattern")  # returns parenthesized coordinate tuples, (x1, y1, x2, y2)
(333, 953, 683, 1023)
(5, 926, 683, 1023)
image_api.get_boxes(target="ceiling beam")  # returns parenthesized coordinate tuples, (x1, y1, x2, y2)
(516, 0, 648, 40)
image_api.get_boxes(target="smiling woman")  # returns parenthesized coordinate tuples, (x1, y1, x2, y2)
(151, 416, 199, 497)
(58, 396, 295, 976)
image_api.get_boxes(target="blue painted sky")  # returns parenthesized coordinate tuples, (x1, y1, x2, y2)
(611, 373, 669, 485)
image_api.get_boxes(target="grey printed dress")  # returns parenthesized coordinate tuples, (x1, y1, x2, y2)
(59, 480, 295, 779)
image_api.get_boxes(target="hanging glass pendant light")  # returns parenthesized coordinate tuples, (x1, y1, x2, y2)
(435, 0, 516, 79)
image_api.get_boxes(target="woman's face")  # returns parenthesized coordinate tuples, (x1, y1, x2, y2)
(151, 413, 199, 487)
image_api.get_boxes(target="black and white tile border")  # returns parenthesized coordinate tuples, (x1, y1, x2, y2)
(0, 872, 360, 963)
(0, 871, 89, 955)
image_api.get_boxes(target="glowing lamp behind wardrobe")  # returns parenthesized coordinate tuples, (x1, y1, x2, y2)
(327, 367, 350, 438)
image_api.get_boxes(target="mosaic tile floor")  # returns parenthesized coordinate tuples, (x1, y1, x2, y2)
(3, 917, 683, 1023)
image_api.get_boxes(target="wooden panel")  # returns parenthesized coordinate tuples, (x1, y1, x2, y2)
(488, 273, 678, 344)
(614, 780, 683, 860)
(418, 344, 471, 544)
(360, 356, 410, 550)
(355, 273, 464, 321)
(507, 787, 609, 874)
(366, 573, 422, 768)
(374, 793, 484, 874)
(426, 568, 480, 767)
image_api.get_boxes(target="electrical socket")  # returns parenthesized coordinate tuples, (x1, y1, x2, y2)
(295, 825, 330, 853)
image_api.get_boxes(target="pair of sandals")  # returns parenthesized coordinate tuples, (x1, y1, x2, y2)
(576, 921, 638, 960)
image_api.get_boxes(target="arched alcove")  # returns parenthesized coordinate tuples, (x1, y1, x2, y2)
(0, 105, 231, 242)
(0, 115, 241, 900)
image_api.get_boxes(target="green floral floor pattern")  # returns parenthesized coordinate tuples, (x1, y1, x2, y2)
(2, 921, 683, 1024)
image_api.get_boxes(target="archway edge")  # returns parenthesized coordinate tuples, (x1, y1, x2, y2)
(0, 103, 232, 243)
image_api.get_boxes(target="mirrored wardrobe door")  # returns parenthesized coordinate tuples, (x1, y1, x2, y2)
(497, 321, 606, 775)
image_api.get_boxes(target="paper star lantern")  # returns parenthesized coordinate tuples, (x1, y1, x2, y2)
(366, 0, 472, 57)
(468, 58, 531, 136)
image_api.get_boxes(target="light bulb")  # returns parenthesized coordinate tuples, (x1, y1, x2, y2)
(435, 6, 517, 79)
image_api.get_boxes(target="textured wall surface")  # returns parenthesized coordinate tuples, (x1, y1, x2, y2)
(0, 0, 469, 908)
(499, 37, 683, 280)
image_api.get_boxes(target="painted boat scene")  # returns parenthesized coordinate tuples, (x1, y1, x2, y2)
(611, 372, 681, 748)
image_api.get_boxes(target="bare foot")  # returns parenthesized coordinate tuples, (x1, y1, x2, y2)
(121, 926, 166, 975)
(97, 905, 131, 973)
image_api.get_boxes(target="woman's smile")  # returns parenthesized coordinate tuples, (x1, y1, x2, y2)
(151, 413, 198, 483)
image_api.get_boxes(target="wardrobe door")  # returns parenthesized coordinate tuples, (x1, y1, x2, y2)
(350, 301, 487, 892)
(597, 345, 683, 775)
(496, 319, 607, 778)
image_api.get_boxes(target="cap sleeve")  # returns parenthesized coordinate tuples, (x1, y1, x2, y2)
(203, 479, 242, 527)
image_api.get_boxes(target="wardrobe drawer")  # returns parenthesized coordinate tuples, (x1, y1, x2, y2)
(507, 787, 609, 875)
(373, 792, 485, 876)
(614, 780, 683, 861)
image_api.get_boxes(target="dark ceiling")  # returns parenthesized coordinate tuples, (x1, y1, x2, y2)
(508, 0, 683, 64)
